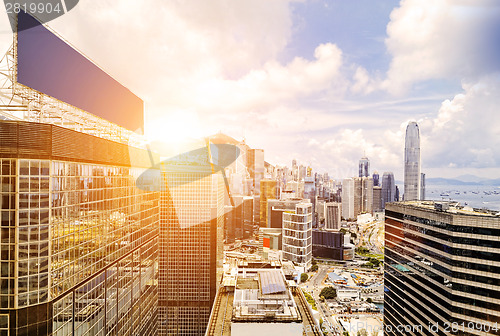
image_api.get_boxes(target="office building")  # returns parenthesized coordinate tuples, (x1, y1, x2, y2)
(420, 172, 426, 201)
(351, 177, 373, 217)
(341, 178, 355, 220)
(159, 163, 224, 336)
(316, 200, 326, 226)
(0, 12, 158, 336)
(373, 171, 380, 186)
(242, 196, 254, 238)
(361, 176, 373, 215)
(259, 179, 277, 227)
(266, 199, 302, 229)
(381, 172, 396, 209)
(303, 177, 316, 226)
(359, 156, 370, 177)
(298, 165, 307, 181)
(259, 228, 282, 260)
(404, 121, 421, 201)
(373, 186, 382, 212)
(253, 195, 260, 232)
(0, 122, 160, 336)
(324, 202, 341, 231)
(303, 177, 315, 201)
(282, 201, 313, 272)
(223, 196, 244, 243)
(312, 230, 354, 261)
(285, 180, 303, 199)
(353, 178, 362, 217)
(247, 149, 264, 195)
(232, 196, 244, 240)
(224, 205, 235, 243)
(385, 201, 500, 336)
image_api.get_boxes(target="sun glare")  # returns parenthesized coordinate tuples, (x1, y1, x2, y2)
(145, 111, 210, 159)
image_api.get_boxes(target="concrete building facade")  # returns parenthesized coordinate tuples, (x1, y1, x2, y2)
(282, 201, 313, 272)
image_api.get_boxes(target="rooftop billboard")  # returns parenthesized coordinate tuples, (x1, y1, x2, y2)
(16, 11, 144, 131)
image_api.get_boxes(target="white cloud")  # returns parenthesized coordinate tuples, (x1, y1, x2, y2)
(38, 1, 350, 143)
(351, 66, 378, 95)
(421, 75, 500, 170)
(383, 0, 500, 94)
(0, 1, 498, 180)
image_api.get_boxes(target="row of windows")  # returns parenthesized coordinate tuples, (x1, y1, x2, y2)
(387, 222, 500, 277)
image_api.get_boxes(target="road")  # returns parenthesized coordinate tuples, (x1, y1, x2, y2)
(302, 264, 343, 336)
(359, 220, 384, 255)
(310, 264, 330, 287)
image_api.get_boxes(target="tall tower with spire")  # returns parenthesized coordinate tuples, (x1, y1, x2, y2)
(404, 121, 421, 200)
(359, 155, 370, 177)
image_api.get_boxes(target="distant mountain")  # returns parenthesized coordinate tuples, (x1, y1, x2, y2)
(425, 175, 500, 186)
(478, 178, 500, 186)
(426, 178, 481, 186)
(454, 174, 484, 183)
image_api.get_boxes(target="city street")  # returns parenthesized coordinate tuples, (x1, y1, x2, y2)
(302, 264, 342, 336)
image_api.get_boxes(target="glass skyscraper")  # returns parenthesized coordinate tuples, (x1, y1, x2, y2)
(384, 201, 500, 336)
(158, 164, 224, 336)
(359, 156, 370, 178)
(381, 172, 396, 209)
(403, 121, 421, 201)
(0, 120, 159, 336)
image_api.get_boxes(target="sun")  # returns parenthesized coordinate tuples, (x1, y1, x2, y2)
(145, 110, 210, 159)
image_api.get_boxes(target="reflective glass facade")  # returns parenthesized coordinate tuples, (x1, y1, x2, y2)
(384, 202, 500, 336)
(403, 122, 420, 201)
(0, 121, 159, 336)
(159, 166, 224, 336)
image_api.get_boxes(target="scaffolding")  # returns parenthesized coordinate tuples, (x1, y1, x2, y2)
(0, 32, 145, 148)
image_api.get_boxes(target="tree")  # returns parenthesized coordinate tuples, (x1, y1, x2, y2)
(366, 297, 373, 303)
(356, 246, 370, 255)
(301, 273, 309, 283)
(357, 329, 368, 336)
(312, 258, 318, 266)
(311, 264, 319, 272)
(319, 286, 337, 300)
(370, 257, 380, 267)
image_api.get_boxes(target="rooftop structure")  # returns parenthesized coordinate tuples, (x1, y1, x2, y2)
(0, 13, 145, 147)
(205, 261, 321, 336)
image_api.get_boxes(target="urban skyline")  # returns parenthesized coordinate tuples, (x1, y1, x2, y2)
(1, 2, 500, 336)
(0, 1, 498, 180)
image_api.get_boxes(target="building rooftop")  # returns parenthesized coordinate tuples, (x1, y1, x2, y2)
(391, 200, 500, 217)
(206, 261, 322, 336)
(259, 270, 287, 295)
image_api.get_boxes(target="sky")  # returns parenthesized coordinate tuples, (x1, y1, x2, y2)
(1, 0, 499, 180)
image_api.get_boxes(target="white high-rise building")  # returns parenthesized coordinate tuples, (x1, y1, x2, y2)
(342, 178, 355, 220)
(404, 121, 421, 201)
(282, 201, 312, 272)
